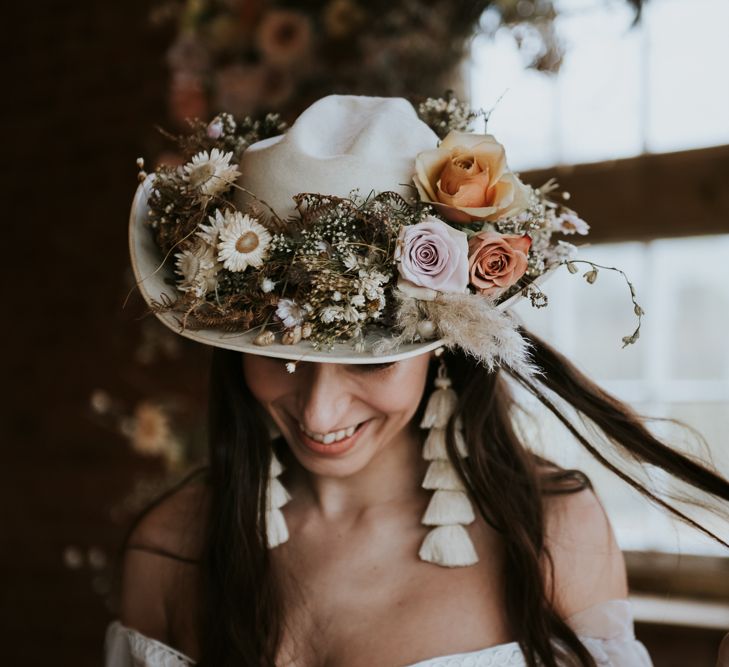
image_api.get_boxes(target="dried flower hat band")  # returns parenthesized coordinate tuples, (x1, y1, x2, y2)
(128, 94, 642, 374)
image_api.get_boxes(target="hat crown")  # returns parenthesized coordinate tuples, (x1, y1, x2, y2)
(286, 95, 432, 158)
(237, 95, 439, 218)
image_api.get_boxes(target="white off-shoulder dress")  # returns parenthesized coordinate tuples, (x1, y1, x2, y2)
(104, 598, 652, 666)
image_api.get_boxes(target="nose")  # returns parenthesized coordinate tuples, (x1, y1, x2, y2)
(297, 363, 352, 433)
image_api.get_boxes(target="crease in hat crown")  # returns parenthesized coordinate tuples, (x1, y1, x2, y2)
(236, 95, 440, 220)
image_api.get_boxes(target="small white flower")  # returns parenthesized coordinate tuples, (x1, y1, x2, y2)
(276, 298, 306, 328)
(342, 306, 363, 323)
(342, 253, 359, 271)
(261, 277, 276, 293)
(182, 148, 240, 199)
(206, 119, 224, 139)
(217, 211, 272, 272)
(357, 269, 389, 300)
(332, 291, 342, 302)
(553, 212, 590, 236)
(320, 306, 343, 324)
(350, 294, 366, 308)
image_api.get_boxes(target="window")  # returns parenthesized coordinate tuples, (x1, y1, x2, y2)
(469, 0, 729, 171)
(467, 0, 729, 555)
(510, 235, 729, 555)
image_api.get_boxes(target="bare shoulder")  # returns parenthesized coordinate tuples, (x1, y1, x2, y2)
(542, 482, 628, 619)
(118, 474, 209, 641)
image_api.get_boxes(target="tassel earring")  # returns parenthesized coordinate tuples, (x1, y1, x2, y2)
(418, 350, 478, 567)
(265, 449, 291, 548)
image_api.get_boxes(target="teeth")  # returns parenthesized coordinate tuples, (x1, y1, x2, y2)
(300, 422, 361, 444)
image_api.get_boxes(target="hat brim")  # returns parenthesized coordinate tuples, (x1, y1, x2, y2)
(129, 175, 551, 364)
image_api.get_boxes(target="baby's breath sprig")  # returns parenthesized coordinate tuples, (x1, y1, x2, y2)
(417, 91, 488, 139)
(562, 260, 644, 347)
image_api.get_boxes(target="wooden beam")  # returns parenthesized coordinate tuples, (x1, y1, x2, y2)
(523, 144, 729, 243)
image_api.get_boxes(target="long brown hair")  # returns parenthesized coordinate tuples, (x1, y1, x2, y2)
(122, 329, 729, 667)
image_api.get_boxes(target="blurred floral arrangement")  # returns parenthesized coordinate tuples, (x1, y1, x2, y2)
(151, 0, 644, 126)
(136, 93, 642, 378)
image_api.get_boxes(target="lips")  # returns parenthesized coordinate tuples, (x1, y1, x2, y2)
(299, 422, 359, 444)
(295, 419, 370, 456)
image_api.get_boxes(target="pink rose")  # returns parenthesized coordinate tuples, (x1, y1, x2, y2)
(395, 216, 469, 301)
(468, 232, 531, 295)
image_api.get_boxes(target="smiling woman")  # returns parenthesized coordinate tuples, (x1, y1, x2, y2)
(242, 354, 430, 474)
(107, 94, 729, 667)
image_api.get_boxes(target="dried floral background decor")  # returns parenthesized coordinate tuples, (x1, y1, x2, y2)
(151, 0, 645, 126)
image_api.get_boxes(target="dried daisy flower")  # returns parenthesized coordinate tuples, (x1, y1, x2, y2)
(182, 147, 240, 199)
(122, 401, 175, 457)
(174, 241, 219, 297)
(216, 211, 272, 271)
(197, 208, 229, 245)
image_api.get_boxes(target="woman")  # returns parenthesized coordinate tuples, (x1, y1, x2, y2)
(106, 95, 729, 666)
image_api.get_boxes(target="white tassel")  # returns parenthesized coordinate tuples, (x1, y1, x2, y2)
(266, 507, 289, 548)
(423, 489, 475, 525)
(420, 378, 457, 429)
(264, 449, 290, 548)
(423, 426, 468, 460)
(423, 461, 466, 491)
(270, 451, 284, 477)
(423, 428, 448, 460)
(418, 357, 479, 568)
(267, 477, 291, 510)
(419, 525, 479, 568)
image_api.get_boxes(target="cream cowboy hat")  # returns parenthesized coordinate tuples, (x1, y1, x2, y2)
(128, 94, 560, 369)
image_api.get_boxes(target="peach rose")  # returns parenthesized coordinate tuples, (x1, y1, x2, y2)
(414, 131, 532, 224)
(468, 231, 531, 295)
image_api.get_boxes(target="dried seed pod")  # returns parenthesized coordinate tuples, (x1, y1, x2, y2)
(254, 330, 275, 346)
(584, 269, 598, 284)
(301, 322, 313, 339)
(282, 326, 302, 345)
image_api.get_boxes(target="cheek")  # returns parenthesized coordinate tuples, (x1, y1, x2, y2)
(242, 355, 288, 404)
(369, 359, 430, 420)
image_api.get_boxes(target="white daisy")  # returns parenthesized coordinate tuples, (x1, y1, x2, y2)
(217, 211, 272, 272)
(182, 148, 240, 199)
(174, 242, 219, 297)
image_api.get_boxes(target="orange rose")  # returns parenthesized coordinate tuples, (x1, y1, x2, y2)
(468, 232, 531, 295)
(414, 131, 531, 224)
